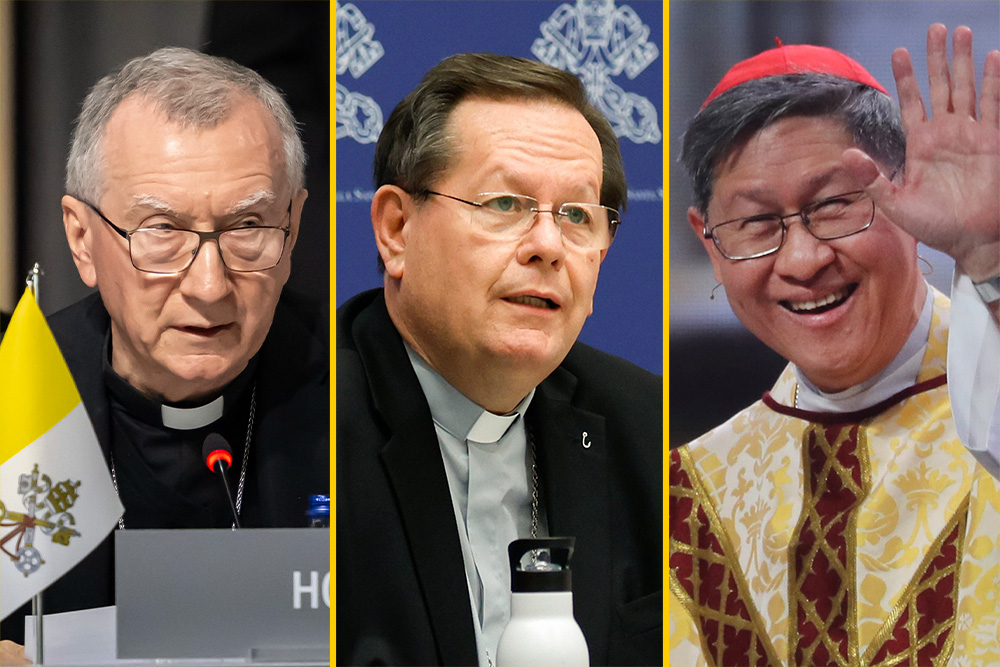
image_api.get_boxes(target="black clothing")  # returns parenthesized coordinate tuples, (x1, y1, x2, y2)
(336, 289, 662, 666)
(103, 343, 258, 528)
(1, 290, 329, 642)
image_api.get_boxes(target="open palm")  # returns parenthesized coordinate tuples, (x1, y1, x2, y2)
(844, 24, 1000, 282)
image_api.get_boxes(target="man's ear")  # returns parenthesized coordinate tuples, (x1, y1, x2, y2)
(287, 187, 309, 251)
(688, 206, 725, 284)
(371, 185, 412, 279)
(62, 195, 98, 287)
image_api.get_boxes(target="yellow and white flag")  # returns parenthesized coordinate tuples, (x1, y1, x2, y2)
(0, 288, 123, 619)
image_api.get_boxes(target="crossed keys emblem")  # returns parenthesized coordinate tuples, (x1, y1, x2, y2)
(0, 464, 81, 577)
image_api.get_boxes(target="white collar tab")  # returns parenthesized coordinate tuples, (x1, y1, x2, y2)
(160, 395, 224, 430)
(467, 410, 520, 444)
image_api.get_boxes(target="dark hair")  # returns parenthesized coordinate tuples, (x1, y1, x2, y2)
(681, 73, 905, 213)
(374, 52, 626, 212)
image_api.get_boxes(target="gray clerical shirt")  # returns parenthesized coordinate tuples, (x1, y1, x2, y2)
(406, 345, 541, 667)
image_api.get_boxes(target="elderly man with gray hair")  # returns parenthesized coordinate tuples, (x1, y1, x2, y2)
(0, 47, 328, 660)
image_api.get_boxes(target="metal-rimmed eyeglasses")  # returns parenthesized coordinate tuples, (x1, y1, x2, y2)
(423, 190, 621, 251)
(78, 199, 292, 274)
(703, 190, 875, 260)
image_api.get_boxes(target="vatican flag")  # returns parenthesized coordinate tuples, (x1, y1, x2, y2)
(0, 288, 123, 619)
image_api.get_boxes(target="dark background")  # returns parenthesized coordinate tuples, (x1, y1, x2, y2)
(6, 1, 330, 316)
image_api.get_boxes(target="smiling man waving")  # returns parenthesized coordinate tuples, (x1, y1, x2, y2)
(337, 54, 662, 666)
(670, 24, 1000, 666)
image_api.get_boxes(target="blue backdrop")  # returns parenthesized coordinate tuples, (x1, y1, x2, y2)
(336, 0, 663, 374)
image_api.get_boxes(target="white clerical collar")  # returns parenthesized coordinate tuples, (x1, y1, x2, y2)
(160, 396, 225, 430)
(466, 400, 529, 444)
(795, 284, 934, 412)
(102, 327, 256, 431)
(405, 344, 534, 444)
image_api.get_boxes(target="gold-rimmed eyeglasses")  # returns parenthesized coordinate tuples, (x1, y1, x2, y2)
(423, 190, 621, 251)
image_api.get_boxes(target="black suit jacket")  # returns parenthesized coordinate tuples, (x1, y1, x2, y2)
(337, 289, 661, 666)
(1, 290, 329, 643)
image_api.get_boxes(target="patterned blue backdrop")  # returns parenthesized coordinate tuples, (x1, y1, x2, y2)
(336, 0, 663, 374)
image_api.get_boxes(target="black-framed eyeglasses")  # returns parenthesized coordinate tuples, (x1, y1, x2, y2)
(703, 190, 875, 260)
(422, 190, 621, 251)
(78, 199, 292, 274)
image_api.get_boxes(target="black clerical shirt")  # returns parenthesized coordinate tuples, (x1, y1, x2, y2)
(103, 342, 259, 529)
(1, 290, 330, 644)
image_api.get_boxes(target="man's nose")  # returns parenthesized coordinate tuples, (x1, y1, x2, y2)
(773, 217, 836, 281)
(516, 209, 567, 267)
(179, 239, 232, 301)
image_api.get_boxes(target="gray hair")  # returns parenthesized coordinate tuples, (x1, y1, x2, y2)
(681, 73, 905, 213)
(66, 46, 305, 202)
(374, 52, 626, 213)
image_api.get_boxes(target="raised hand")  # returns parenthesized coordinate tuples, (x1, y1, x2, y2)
(843, 24, 1000, 282)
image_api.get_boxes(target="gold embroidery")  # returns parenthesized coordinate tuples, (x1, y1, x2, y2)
(861, 493, 970, 667)
(669, 292, 1000, 666)
(670, 447, 782, 667)
(787, 424, 872, 666)
(894, 462, 956, 543)
(916, 290, 950, 381)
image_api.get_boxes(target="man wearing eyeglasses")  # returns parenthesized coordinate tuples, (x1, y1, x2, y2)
(670, 25, 998, 665)
(0, 47, 328, 656)
(337, 54, 661, 666)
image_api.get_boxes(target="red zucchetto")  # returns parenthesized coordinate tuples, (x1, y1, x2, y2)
(702, 39, 888, 108)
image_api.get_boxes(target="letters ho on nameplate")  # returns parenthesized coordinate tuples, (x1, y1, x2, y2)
(116, 528, 330, 660)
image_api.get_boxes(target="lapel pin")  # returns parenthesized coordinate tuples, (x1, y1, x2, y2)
(581, 431, 592, 449)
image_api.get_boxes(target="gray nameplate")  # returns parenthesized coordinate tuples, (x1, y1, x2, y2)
(116, 528, 329, 660)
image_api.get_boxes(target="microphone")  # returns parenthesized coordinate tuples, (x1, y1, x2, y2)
(202, 433, 240, 529)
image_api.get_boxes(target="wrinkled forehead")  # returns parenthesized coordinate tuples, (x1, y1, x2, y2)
(99, 94, 288, 193)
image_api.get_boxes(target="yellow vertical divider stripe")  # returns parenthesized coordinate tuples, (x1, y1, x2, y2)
(0, 288, 81, 464)
(663, 3, 670, 666)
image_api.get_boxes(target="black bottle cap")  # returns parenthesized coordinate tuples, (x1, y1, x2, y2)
(508, 537, 575, 593)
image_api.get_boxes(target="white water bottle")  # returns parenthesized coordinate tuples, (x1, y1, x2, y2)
(496, 537, 589, 666)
